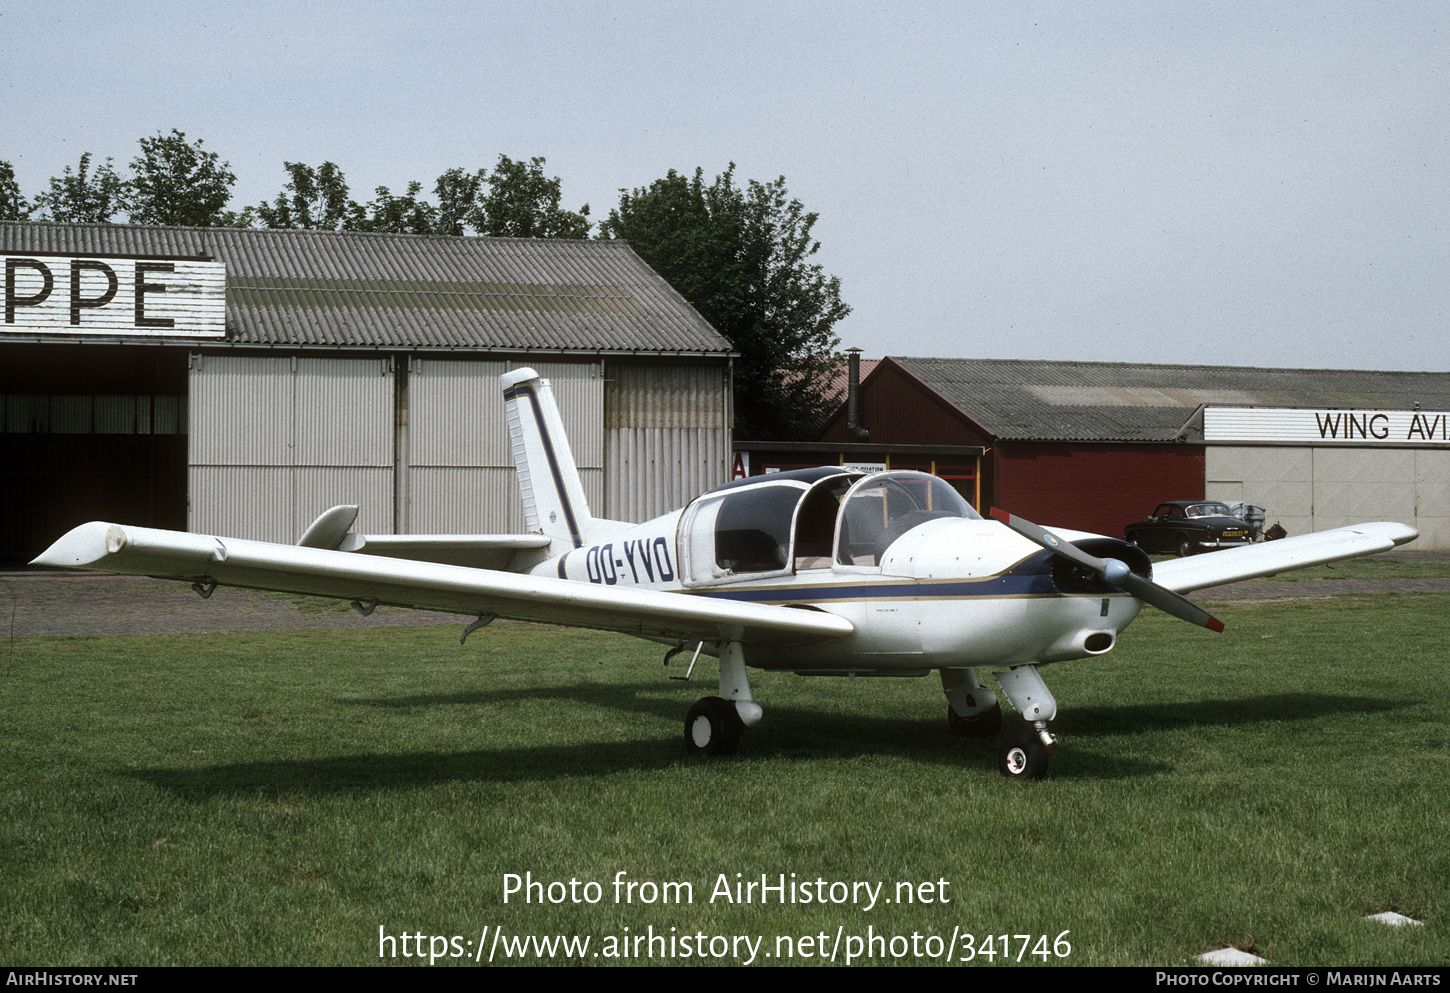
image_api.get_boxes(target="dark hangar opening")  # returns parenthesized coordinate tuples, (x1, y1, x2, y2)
(0, 344, 189, 565)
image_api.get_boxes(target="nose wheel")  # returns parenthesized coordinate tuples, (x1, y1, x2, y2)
(991, 664, 1058, 779)
(998, 731, 1051, 779)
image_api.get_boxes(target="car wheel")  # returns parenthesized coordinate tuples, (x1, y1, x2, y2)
(1177, 534, 1192, 558)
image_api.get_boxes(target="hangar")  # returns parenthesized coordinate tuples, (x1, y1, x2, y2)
(742, 356, 1450, 550)
(1, 222, 733, 564)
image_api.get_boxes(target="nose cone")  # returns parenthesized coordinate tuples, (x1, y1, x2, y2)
(1104, 558, 1130, 585)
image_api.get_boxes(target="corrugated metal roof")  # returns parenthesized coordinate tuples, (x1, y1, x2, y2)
(0, 222, 730, 354)
(889, 357, 1450, 442)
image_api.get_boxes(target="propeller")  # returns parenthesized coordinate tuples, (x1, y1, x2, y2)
(990, 508, 1224, 632)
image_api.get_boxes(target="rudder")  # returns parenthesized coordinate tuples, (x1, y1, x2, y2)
(500, 367, 598, 549)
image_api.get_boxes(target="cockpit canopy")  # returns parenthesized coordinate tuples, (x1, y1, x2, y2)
(678, 468, 980, 585)
(835, 472, 980, 567)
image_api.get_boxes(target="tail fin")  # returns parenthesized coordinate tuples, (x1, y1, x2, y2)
(500, 367, 601, 549)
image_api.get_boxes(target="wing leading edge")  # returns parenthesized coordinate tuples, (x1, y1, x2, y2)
(1150, 522, 1417, 594)
(32, 522, 854, 647)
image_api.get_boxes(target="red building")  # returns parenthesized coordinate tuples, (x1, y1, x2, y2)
(739, 355, 1450, 546)
(743, 357, 1207, 538)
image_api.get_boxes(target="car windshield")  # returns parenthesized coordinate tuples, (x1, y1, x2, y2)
(1186, 503, 1232, 518)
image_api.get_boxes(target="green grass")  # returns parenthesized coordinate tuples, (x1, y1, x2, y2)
(262, 590, 355, 614)
(1, 597, 1446, 966)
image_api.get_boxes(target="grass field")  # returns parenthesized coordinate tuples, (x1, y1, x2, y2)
(1, 592, 1445, 967)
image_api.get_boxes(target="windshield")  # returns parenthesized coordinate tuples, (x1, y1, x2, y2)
(836, 472, 980, 567)
(1186, 503, 1233, 518)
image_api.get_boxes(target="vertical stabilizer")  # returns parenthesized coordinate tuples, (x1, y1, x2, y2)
(501, 367, 595, 548)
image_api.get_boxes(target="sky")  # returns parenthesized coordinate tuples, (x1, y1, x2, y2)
(3, 1, 1446, 371)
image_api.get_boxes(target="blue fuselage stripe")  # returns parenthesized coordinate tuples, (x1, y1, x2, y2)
(692, 573, 1061, 603)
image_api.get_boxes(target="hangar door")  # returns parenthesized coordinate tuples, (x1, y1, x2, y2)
(188, 355, 609, 541)
(1206, 446, 1449, 550)
(403, 358, 603, 534)
(189, 354, 394, 544)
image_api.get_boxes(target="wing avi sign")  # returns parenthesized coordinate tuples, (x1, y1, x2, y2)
(1205, 406, 1450, 445)
(4, 253, 225, 338)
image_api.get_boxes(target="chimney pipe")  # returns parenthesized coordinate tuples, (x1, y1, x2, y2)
(846, 348, 869, 441)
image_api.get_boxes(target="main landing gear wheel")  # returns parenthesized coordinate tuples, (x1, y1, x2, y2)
(685, 697, 743, 757)
(998, 731, 1050, 780)
(948, 701, 1002, 739)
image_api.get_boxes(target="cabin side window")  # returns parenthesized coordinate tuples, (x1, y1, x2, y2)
(681, 483, 812, 583)
(713, 485, 802, 573)
(792, 475, 854, 570)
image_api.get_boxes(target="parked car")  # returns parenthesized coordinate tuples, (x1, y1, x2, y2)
(1124, 500, 1256, 557)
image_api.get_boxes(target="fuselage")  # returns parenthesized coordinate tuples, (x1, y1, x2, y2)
(534, 469, 1147, 674)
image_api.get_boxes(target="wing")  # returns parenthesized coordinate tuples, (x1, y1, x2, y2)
(32, 522, 853, 647)
(1150, 522, 1417, 594)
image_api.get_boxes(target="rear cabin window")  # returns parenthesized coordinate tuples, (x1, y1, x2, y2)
(713, 485, 801, 573)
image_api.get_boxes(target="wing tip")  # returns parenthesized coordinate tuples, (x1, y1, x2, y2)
(30, 521, 124, 568)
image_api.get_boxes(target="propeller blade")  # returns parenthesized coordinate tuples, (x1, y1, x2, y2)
(990, 507, 1224, 632)
(1112, 571, 1225, 632)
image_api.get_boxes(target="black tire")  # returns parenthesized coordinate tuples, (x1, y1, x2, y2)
(1127, 532, 1143, 549)
(998, 731, 1050, 779)
(948, 701, 1002, 739)
(1177, 534, 1193, 558)
(685, 697, 742, 757)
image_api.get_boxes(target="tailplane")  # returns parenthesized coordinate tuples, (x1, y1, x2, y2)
(501, 368, 625, 549)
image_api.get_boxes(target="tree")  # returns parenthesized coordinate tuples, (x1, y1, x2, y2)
(432, 166, 487, 236)
(252, 155, 587, 238)
(352, 182, 437, 235)
(0, 160, 30, 220)
(128, 129, 237, 227)
(33, 152, 128, 222)
(477, 155, 590, 238)
(599, 164, 850, 439)
(217, 205, 259, 228)
(257, 161, 358, 231)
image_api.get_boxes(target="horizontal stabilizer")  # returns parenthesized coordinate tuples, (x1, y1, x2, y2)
(32, 522, 854, 647)
(336, 532, 553, 571)
(296, 504, 552, 571)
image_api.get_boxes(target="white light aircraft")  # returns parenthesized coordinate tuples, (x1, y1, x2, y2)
(34, 368, 1419, 778)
